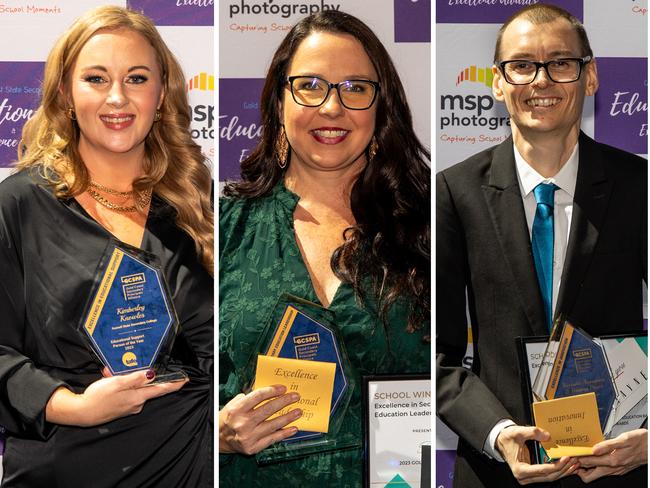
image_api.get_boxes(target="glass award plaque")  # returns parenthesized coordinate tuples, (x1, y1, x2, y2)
(533, 320, 616, 429)
(518, 330, 648, 463)
(78, 241, 186, 383)
(245, 293, 356, 464)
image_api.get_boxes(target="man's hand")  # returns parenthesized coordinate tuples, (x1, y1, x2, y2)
(496, 425, 579, 485)
(575, 428, 647, 483)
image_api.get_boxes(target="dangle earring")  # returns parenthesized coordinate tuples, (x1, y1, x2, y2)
(66, 107, 76, 120)
(276, 126, 289, 169)
(368, 136, 378, 162)
(154, 110, 162, 122)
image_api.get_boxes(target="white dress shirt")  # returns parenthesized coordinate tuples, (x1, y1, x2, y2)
(482, 143, 579, 461)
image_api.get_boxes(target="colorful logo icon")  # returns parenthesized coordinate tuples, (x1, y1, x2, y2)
(122, 352, 138, 367)
(187, 72, 214, 92)
(456, 66, 493, 87)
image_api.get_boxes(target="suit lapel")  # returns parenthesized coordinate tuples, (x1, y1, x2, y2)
(556, 133, 612, 317)
(482, 137, 548, 335)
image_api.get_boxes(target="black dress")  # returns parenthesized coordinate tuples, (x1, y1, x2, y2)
(0, 168, 213, 487)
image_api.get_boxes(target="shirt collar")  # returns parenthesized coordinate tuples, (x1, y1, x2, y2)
(514, 142, 578, 199)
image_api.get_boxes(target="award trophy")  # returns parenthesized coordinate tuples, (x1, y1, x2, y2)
(78, 241, 186, 383)
(529, 318, 617, 459)
(533, 319, 616, 428)
(245, 294, 356, 464)
(518, 328, 648, 463)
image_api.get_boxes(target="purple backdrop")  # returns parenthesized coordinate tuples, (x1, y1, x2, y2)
(395, 0, 431, 42)
(436, 0, 583, 24)
(127, 0, 213, 26)
(436, 449, 456, 488)
(218, 78, 265, 181)
(594, 57, 648, 155)
(0, 62, 44, 168)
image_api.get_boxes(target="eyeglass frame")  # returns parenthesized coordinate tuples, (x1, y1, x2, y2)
(497, 56, 592, 85)
(286, 76, 380, 110)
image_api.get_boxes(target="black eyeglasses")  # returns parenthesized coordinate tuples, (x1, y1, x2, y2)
(498, 56, 592, 85)
(286, 76, 380, 110)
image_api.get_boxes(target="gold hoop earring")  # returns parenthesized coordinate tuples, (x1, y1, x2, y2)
(154, 110, 162, 122)
(276, 126, 289, 169)
(66, 108, 76, 120)
(368, 136, 378, 162)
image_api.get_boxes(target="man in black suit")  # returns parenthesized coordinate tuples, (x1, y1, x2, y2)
(436, 5, 647, 487)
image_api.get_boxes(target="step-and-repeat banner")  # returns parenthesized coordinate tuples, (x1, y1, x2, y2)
(436, 1, 647, 487)
(0, 0, 212, 478)
(0, 0, 214, 184)
(219, 0, 431, 181)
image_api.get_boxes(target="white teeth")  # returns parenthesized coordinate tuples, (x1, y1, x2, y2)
(313, 129, 348, 138)
(526, 98, 560, 107)
(100, 116, 134, 123)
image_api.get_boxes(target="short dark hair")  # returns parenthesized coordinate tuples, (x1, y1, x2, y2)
(224, 10, 430, 332)
(493, 4, 593, 63)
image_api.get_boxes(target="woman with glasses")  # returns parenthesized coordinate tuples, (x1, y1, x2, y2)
(219, 10, 430, 486)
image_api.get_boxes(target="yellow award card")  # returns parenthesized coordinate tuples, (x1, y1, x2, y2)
(253, 355, 336, 433)
(532, 392, 604, 458)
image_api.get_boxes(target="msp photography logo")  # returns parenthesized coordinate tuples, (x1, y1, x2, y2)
(227, 0, 341, 19)
(187, 71, 215, 158)
(439, 63, 510, 145)
(227, 0, 341, 34)
(0, 62, 43, 168)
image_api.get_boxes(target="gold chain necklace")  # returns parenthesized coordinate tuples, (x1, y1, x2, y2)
(89, 181, 133, 197)
(87, 181, 152, 213)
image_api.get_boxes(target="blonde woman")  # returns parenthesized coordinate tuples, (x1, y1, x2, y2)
(0, 6, 213, 486)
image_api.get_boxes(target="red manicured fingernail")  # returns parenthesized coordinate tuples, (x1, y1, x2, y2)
(146, 370, 155, 380)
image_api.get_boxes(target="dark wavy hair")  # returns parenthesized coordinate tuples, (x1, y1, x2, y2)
(223, 10, 430, 332)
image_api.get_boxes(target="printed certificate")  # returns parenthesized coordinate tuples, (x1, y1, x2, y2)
(363, 374, 431, 488)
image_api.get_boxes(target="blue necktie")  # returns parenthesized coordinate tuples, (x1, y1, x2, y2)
(532, 183, 558, 331)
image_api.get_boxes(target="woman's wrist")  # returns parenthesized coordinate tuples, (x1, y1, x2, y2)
(218, 409, 235, 454)
(45, 386, 87, 426)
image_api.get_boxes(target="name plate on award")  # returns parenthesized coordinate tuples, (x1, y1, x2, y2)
(253, 355, 336, 433)
(79, 242, 184, 381)
(533, 392, 604, 458)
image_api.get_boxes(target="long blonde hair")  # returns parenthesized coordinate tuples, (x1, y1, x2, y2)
(17, 6, 214, 274)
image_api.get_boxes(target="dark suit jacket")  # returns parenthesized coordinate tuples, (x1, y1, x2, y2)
(436, 133, 647, 488)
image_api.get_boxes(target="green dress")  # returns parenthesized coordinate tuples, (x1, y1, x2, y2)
(219, 181, 430, 487)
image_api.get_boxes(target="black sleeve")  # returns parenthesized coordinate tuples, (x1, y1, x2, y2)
(0, 195, 65, 439)
(435, 171, 512, 454)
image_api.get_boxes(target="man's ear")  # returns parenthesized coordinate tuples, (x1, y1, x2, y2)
(492, 65, 505, 102)
(584, 58, 599, 97)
